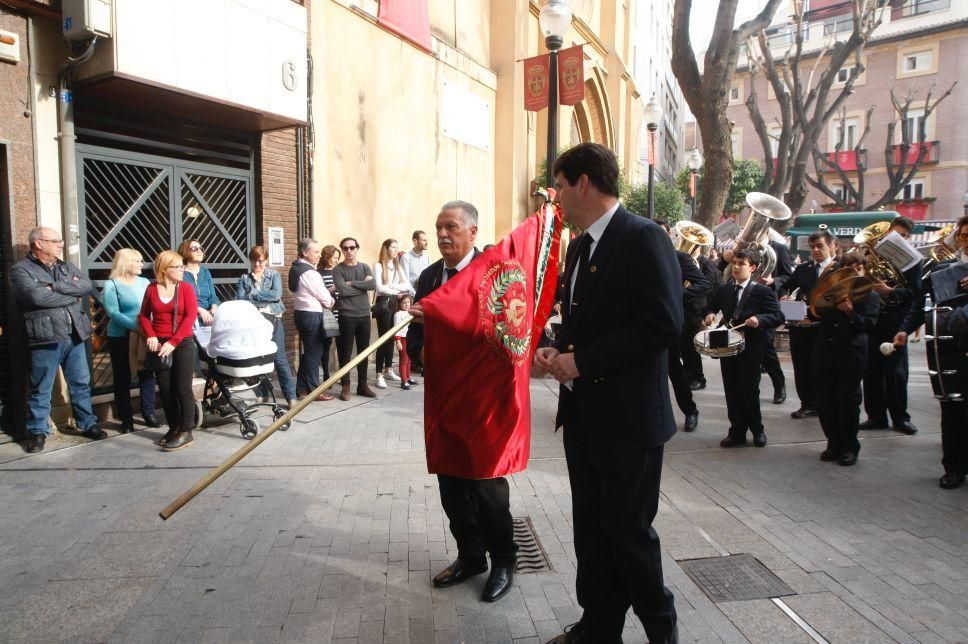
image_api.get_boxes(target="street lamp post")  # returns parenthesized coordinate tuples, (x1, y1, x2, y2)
(539, 1, 573, 188)
(962, 190, 968, 217)
(686, 148, 703, 220)
(644, 94, 663, 219)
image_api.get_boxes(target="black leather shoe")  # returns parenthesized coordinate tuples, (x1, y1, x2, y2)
(481, 563, 515, 602)
(162, 431, 194, 452)
(142, 414, 161, 428)
(26, 434, 46, 453)
(838, 451, 858, 466)
(80, 426, 107, 440)
(683, 413, 699, 432)
(791, 407, 818, 419)
(939, 472, 966, 489)
(688, 380, 706, 391)
(432, 558, 487, 588)
(858, 419, 889, 430)
(155, 430, 176, 447)
(120, 419, 135, 434)
(772, 387, 786, 404)
(820, 448, 839, 462)
(752, 432, 767, 447)
(546, 622, 590, 644)
(720, 435, 747, 448)
(894, 421, 918, 435)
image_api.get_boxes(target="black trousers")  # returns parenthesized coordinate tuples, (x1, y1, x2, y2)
(155, 340, 196, 433)
(107, 334, 156, 421)
(667, 333, 697, 416)
(721, 347, 764, 437)
(294, 310, 325, 393)
(563, 427, 677, 642)
(814, 337, 866, 456)
(321, 335, 334, 381)
(374, 308, 394, 373)
(337, 315, 371, 385)
(761, 330, 785, 392)
(941, 399, 968, 475)
(789, 324, 819, 409)
(680, 316, 704, 384)
(437, 475, 516, 566)
(863, 340, 910, 425)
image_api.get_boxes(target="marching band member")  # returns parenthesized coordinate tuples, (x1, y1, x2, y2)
(671, 248, 712, 432)
(860, 216, 922, 435)
(778, 229, 839, 419)
(814, 254, 880, 467)
(906, 215, 968, 489)
(702, 249, 783, 448)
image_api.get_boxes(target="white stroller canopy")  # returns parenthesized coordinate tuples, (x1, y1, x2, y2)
(204, 300, 277, 360)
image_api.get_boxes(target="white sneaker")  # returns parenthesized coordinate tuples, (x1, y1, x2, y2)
(376, 375, 387, 389)
(386, 369, 401, 382)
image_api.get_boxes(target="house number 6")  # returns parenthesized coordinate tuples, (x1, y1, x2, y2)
(282, 61, 297, 91)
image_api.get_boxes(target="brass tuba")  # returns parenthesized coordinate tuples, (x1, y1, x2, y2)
(674, 220, 714, 259)
(852, 221, 909, 306)
(724, 192, 792, 281)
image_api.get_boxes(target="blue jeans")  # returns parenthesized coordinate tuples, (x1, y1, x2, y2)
(27, 339, 98, 436)
(294, 310, 325, 394)
(257, 318, 297, 401)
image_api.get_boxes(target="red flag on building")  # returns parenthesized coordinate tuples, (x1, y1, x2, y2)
(419, 206, 563, 479)
(558, 45, 585, 106)
(378, 0, 432, 52)
(523, 54, 550, 112)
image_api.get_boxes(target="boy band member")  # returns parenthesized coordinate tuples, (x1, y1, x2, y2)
(779, 230, 839, 418)
(703, 250, 783, 448)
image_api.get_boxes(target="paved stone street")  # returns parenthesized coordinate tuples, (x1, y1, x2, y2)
(0, 341, 965, 644)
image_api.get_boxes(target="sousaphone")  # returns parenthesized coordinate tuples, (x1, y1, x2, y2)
(724, 192, 792, 281)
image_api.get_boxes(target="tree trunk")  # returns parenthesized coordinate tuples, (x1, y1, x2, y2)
(694, 112, 733, 230)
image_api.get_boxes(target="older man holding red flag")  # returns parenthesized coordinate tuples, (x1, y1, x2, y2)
(407, 199, 560, 603)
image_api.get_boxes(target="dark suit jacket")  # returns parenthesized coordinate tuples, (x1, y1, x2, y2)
(406, 249, 482, 365)
(678, 251, 713, 318)
(770, 240, 795, 292)
(702, 282, 784, 355)
(779, 259, 840, 302)
(554, 207, 683, 449)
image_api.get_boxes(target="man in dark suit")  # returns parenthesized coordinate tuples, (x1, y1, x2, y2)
(760, 238, 793, 404)
(406, 200, 517, 603)
(671, 249, 712, 431)
(860, 216, 921, 435)
(778, 230, 839, 418)
(535, 143, 680, 644)
(684, 251, 722, 389)
(703, 249, 784, 447)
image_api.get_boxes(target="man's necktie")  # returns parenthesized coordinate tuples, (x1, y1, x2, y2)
(445, 267, 457, 282)
(570, 234, 593, 313)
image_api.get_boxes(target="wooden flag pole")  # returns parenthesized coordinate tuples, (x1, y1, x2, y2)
(159, 314, 414, 520)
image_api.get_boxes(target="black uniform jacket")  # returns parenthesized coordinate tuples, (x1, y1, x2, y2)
(553, 207, 683, 450)
(677, 251, 713, 319)
(702, 282, 784, 354)
(779, 259, 840, 302)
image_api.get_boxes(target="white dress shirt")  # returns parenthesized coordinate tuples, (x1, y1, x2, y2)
(569, 201, 620, 300)
(442, 248, 477, 283)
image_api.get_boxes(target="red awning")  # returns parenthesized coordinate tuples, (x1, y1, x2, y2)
(378, 0, 432, 52)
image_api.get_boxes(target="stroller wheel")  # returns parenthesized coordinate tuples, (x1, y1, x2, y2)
(193, 400, 204, 430)
(274, 407, 292, 431)
(241, 417, 258, 440)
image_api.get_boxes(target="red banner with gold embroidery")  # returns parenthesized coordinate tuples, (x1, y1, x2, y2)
(419, 206, 562, 479)
(523, 54, 550, 112)
(558, 45, 585, 106)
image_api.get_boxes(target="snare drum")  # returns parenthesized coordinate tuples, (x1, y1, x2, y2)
(693, 328, 746, 358)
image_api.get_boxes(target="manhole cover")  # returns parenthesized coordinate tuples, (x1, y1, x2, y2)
(678, 553, 795, 603)
(513, 517, 552, 573)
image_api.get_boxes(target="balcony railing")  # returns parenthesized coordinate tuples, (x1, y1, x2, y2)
(891, 140, 940, 166)
(892, 0, 951, 20)
(826, 149, 867, 171)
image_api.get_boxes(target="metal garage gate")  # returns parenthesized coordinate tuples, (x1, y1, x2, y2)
(78, 145, 255, 393)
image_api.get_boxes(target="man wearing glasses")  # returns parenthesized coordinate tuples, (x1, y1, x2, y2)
(10, 227, 107, 453)
(332, 237, 378, 400)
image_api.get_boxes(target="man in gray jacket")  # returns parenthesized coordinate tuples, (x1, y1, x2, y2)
(10, 227, 106, 453)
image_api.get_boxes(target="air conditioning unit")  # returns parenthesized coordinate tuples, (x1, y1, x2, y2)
(62, 0, 113, 41)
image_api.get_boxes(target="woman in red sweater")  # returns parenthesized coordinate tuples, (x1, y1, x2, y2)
(139, 250, 199, 451)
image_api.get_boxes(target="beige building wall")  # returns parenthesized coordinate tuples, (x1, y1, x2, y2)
(311, 0, 643, 267)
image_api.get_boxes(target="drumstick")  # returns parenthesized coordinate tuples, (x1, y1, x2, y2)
(728, 322, 748, 332)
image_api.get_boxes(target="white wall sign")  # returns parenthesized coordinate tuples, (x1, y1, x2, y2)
(441, 80, 492, 152)
(268, 227, 285, 267)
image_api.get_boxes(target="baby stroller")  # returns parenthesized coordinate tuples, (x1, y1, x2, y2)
(193, 301, 290, 439)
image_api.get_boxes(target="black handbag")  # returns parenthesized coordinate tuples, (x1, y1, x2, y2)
(371, 295, 397, 318)
(145, 283, 178, 372)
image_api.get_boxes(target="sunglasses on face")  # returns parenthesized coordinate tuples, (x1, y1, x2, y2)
(341, 245, 357, 251)
(190, 246, 204, 252)
(955, 233, 968, 241)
